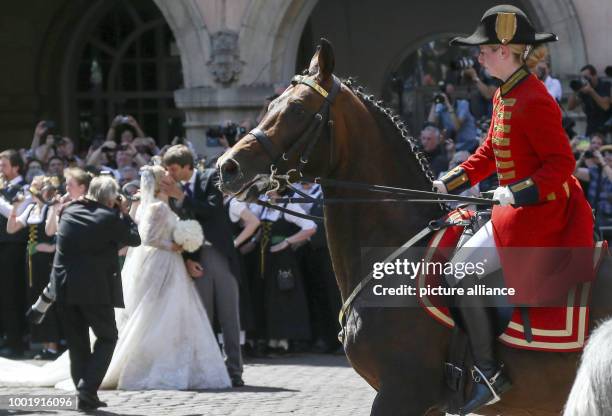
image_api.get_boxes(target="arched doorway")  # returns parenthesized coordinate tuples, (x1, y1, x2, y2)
(62, 0, 184, 146)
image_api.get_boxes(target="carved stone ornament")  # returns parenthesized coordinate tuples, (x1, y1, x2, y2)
(207, 30, 244, 85)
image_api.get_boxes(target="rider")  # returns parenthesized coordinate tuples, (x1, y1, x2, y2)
(433, 5, 595, 415)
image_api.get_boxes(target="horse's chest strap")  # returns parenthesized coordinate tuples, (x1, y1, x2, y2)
(337, 219, 470, 343)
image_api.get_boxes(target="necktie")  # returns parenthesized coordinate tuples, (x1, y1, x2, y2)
(182, 183, 193, 199)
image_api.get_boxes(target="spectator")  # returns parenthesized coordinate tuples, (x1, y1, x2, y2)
(56, 137, 84, 168)
(427, 80, 478, 152)
(25, 159, 45, 184)
(45, 167, 92, 238)
(7, 176, 61, 359)
(0, 150, 29, 357)
(568, 64, 612, 136)
(419, 125, 448, 177)
(106, 115, 145, 144)
(47, 156, 65, 177)
(575, 144, 612, 241)
(463, 57, 498, 119)
(536, 61, 562, 103)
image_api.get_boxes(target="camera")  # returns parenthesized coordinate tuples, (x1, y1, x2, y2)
(433, 93, 445, 104)
(44, 120, 56, 132)
(605, 66, 612, 78)
(570, 77, 589, 92)
(450, 57, 475, 71)
(207, 122, 241, 146)
(117, 115, 131, 124)
(584, 150, 594, 159)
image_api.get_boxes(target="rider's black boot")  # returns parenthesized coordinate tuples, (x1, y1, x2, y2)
(458, 294, 512, 415)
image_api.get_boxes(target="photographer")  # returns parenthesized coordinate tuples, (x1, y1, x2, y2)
(208, 121, 245, 167)
(0, 150, 30, 357)
(7, 176, 61, 360)
(536, 61, 562, 103)
(575, 145, 612, 241)
(568, 65, 611, 136)
(27, 175, 140, 409)
(462, 52, 499, 119)
(106, 115, 145, 145)
(427, 80, 478, 152)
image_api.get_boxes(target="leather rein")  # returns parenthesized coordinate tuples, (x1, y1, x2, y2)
(246, 75, 496, 222)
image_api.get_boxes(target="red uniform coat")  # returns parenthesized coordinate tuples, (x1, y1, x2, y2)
(440, 66, 594, 304)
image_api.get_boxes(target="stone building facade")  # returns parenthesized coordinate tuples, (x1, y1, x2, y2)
(0, 0, 609, 155)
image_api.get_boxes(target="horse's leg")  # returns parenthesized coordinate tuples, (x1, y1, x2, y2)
(370, 381, 440, 416)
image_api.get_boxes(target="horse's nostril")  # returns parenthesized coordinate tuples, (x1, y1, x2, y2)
(221, 159, 239, 179)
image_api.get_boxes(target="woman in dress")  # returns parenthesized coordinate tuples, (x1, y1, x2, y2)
(0, 165, 231, 391)
(254, 190, 316, 353)
(7, 175, 61, 360)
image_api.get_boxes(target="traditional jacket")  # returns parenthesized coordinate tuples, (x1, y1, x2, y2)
(440, 66, 594, 304)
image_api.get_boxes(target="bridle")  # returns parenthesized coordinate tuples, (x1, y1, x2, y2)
(248, 74, 343, 179)
(242, 74, 495, 222)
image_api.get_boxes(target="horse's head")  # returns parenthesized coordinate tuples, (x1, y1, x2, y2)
(217, 38, 341, 200)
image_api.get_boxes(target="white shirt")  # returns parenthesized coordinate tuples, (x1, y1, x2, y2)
(544, 75, 562, 102)
(261, 204, 316, 231)
(181, 170, 197, 195)
(16, 203, 44, 226)
(228, 198, 249, 223)
(291, 183, 323, 214)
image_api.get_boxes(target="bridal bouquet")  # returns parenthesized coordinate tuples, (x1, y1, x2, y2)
(173, 220, 204, 252)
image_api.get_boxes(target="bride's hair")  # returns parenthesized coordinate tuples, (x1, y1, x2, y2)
(140, 165, 166, 196)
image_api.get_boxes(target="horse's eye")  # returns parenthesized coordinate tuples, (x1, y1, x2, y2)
(291, 103, 305, 116)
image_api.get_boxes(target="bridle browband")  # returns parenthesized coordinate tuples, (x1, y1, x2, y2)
(248, 74, 343, 178)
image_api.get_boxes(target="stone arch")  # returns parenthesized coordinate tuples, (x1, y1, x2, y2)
(239, 0, 318, 86)
(153, 0, 212, 87)
(260, 0, 586, 89)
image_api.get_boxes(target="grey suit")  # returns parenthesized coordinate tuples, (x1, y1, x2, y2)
(170, 169, 243, 378)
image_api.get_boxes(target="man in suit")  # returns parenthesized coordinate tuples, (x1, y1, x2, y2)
(0, 150, 30, 357)
(28, 175, 140, 410)
(161, 144, 244, 387)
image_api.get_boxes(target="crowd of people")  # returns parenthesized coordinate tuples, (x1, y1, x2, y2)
(0, 114, 343, 369)
(419, 59, 612, 240)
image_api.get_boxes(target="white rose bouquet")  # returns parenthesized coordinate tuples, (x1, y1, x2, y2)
(173, 219, 204, 253)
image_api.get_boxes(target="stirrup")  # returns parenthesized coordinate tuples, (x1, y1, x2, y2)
(471, 365, 505, 405)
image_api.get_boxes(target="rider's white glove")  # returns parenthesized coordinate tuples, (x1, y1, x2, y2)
(432, 180, 447, 194)
(492, 186, 515, 206)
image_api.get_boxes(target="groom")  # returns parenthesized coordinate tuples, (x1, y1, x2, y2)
(161, 145, 244, 387)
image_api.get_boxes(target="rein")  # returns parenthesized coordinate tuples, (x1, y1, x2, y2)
(243, 74, 493, 344)
(246, 74, 496, 222)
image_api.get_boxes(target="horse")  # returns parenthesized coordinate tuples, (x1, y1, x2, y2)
(563, 317, 612, 416)
(217, 38, 612, 415)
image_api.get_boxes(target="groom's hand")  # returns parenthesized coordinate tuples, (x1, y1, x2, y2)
(186, 259, 204, 278)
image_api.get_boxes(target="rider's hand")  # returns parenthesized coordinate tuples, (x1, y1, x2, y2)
(432, 180, 447, 194)
(492, 186, 515, 206)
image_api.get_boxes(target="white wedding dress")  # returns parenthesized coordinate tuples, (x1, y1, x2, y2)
(0, 193, 231, 390)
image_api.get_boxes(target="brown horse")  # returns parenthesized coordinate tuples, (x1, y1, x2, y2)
(217, 39, 612, 415)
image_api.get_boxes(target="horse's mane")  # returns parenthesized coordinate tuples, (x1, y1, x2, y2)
(341, 77, 443, 199)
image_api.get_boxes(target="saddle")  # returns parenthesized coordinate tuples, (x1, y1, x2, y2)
(420, 208, 608, 414)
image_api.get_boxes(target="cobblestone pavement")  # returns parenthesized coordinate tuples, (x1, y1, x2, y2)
(0, 354, 376, 416)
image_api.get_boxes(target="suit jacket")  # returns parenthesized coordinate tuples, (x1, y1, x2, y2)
(170, 169, 240, 279)
(51, 199, 141, 307)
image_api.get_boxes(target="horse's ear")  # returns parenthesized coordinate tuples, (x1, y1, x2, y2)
(308, 38, 335, 80)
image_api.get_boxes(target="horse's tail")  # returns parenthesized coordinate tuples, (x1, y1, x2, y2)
(563, 317, 612, 416)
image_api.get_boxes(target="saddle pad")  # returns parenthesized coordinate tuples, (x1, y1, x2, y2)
(417, 210, 607, 353)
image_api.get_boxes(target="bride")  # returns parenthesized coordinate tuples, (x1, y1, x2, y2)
(0, 165, 231, 390)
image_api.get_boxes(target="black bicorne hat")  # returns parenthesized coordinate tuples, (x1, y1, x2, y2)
(450, 5, 558, 46)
